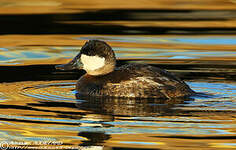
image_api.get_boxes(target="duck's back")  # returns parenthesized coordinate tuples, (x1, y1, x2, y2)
(76, 64, 194, 99)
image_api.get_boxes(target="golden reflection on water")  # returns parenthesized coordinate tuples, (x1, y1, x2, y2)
(0, 0, 236, 149)
(1, 0, 236, 15)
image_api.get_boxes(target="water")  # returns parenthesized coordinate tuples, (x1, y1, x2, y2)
(1, 0, 236, 149)
(0, 36, 235, 149)
(0, 80, 236, 149)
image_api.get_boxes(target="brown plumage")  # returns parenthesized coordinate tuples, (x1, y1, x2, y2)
(76, 63, 194, 99)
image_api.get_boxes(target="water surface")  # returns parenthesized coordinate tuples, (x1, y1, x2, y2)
(0, 36, 235, 149)
(0, 0, 236, 149)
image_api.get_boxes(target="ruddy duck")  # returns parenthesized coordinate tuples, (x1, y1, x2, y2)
(56, 40, 194, 99)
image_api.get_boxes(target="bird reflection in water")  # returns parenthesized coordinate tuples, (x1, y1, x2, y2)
(75, 93, 193, 117)
(75, 94, 193, 147)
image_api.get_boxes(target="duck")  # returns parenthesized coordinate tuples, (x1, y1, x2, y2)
(56, 40, 195, 99)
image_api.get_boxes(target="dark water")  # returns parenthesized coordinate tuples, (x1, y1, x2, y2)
(0, 0, 236, 149)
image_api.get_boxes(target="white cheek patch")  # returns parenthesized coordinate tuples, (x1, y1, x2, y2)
(80, 54, 105, 71)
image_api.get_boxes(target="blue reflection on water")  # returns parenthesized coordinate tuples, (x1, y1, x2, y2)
(222, 143, 236, 146)
(0, 47, 79, 65)
(190, 82, 236, 97)
(175, 38, 236, 45)
(79, 36, 236, 45)
(115, 47, 236, 59)
(0, 55, 12, 61)
(1, 120, 233, 136)
(0, 48, 8, 51)
(21, 52, 50, 59)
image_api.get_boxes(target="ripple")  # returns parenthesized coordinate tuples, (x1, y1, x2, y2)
(178, 82, 236, 111)
(0, 92, 8, 102)
(21, 82, 82, 103)
(0, 80, 235, 147)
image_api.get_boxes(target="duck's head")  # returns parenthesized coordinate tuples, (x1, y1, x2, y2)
(56, 40, 116, 76)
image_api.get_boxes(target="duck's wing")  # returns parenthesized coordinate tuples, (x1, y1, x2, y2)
(101, 64, 194, 98)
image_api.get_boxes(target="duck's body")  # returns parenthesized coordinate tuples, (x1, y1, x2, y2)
(56, 40, 194, 99)
(76, 64, 193, 99)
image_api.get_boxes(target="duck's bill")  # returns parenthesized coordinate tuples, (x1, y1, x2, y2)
(55, 62, 77, 70)
(55, 54, 83, 71)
